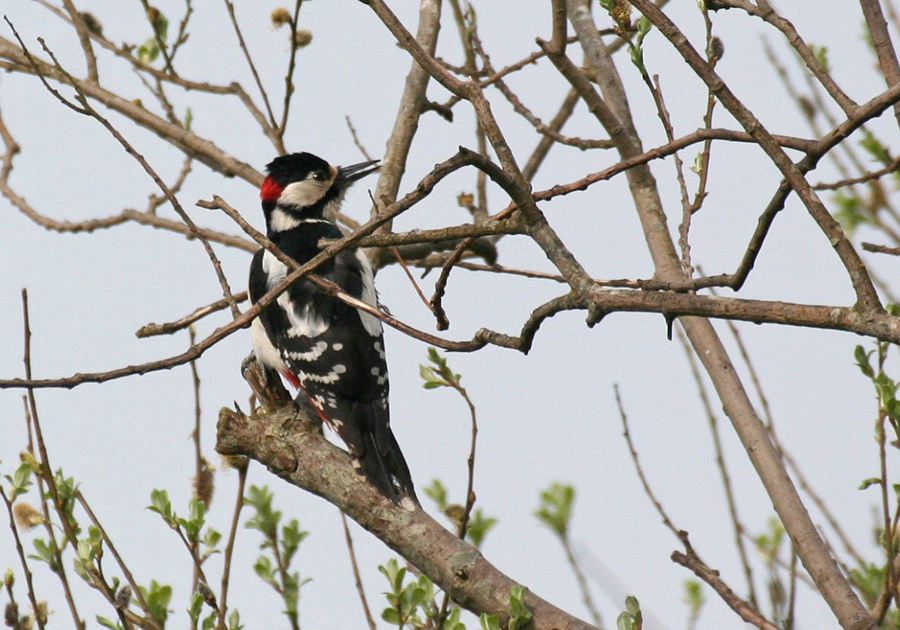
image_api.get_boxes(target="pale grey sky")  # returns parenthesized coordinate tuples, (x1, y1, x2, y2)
(0, 1, 890, 629)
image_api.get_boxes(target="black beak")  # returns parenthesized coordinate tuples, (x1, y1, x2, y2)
(337, 159, 380, 185)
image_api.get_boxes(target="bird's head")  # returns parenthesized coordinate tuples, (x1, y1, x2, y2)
(260, 152, 380, 232)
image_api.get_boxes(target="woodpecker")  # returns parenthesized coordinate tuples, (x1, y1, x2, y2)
(248, 152, 417, 504)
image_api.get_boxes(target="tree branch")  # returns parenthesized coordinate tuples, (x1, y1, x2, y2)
(215, 400, 598, 630)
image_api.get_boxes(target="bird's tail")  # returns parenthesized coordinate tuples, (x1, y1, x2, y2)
(340, 401, 418, 505)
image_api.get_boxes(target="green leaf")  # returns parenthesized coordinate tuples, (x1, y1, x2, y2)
(254, 555, 276, 584)
(689, 152, 705, 175)
(682, 579, 705, 612)
(420, 364, 437, 383)
(188, 591, 203, 625)
(203, 611, 218, 630)
(138, 39, 160, 64)
(139, 580, 173, 625)
(281, 518, 308, 566)
(860, 129, 891, 165)
(508, 585, 533, 630)
(148, 489, 173, 522)
(637, 15, 651, 35)
(860, 477, 883, 490)
(424, 479, 448, 511)
(832, 190, 869, 236)
(382, 607, 402, 625)
(466, 508, 498, 548)
(442, 607, 466, 630)
(810, 44, 829, 71)
(227, 608, 244, 630)
(244, 485, 280, 540)
(855, 345, 875, 378)
(150, 9, 169, 40)
(379, 558, 406, 596)
(12, 462, 34, 495)
(625, 595, 640, 616)
(535, 482, 575, 538)
(97, 616, 124, 629)
(479, 614, 501, 630)
(629, 44, 645, 73)
(30, 538, 59, 570)
(617, 611, 634, 630)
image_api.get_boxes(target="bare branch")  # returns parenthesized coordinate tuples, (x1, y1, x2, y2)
(672, 551, 781, 630)
(216, 401, 599, 630)
(369, 0, 442, 244)
(0, 34, 261, 183)
(628, 0, 882, 314)
(859, 0, 900, 131)
(222, 0, 279, 143)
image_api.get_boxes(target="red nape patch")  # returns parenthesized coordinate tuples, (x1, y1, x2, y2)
(260, 177, 284, 203)
(282, 369, 301, 389)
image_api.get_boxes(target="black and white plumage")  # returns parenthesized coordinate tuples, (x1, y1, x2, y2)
(248, 152, 417, 504)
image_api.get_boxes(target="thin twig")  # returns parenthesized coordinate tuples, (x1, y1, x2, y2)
(1, 487, 45, 630)
(189, 326, 204, 592)
(672, 551, 782, 630)
(74, 491, 156, 624)
(341, 512, 377, 630)
(11, 29, 242, 320)
(391, 246, 436, 315)
(614, 384, 682, 539)
(136, 292, 250, 338)
(59, 0, 98, 81)
(278, 0, 305, 142)
(431, 237, 474, 330)
(222, 0, 281, 151)
(217, 461, 248, 630)
(814, 155, 900, 190)
(21, 289, 85, 630)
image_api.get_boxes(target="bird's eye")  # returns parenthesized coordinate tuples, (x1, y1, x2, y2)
(310, 171, 326, 182)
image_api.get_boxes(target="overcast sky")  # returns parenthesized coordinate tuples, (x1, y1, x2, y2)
(0, 1, 894, 629)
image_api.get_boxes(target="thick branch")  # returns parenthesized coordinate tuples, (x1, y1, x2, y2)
(216, 402, 597, 630)
(570, 3, 878, 629)
(627, 0, 881, 314)
(371, 0, 442, 239)
(859, 0, 900, 131)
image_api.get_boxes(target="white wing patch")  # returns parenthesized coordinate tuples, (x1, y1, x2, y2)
(297, 365, 348, 385)
(279, 296, 329, 337)
(263, 250, 330, 337)
(261, 250, 287, 282)
(355, 250, 383, 337)
(285, 340, 328, 362)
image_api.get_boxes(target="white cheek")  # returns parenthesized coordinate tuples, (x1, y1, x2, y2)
(281, 180, 328, 208)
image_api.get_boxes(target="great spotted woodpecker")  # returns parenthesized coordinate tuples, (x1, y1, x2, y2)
(248, 152, 417, 504)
